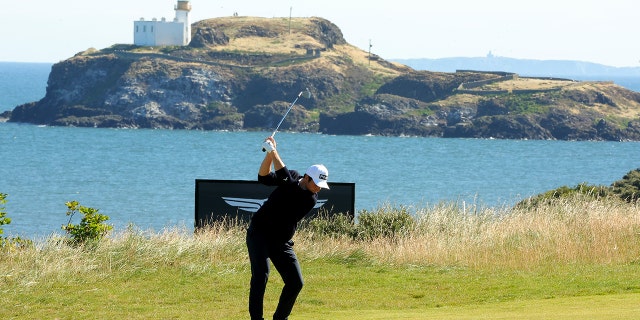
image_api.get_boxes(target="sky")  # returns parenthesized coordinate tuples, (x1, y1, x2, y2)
(1, 0, 638, 67)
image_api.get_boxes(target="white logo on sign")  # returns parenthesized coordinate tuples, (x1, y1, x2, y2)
(222, 197, 328, 213)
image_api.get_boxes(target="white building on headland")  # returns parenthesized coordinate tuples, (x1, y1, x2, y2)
(134, 1, 192, 46)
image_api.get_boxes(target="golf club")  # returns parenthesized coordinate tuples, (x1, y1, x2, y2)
(262, 88, 311, 152)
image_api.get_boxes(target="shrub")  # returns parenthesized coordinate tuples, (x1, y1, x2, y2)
(0, 193, 10, 236)
(0, 193, 34, 250)
(518, 168, 640, 208)
(301, 206, 417, 241)
(516, 182, 614, 209)
(355, 205, 415, 240)
(62, 201, 113, 246)
(611, 168, 640, 203)
(302, 212, 356, 239)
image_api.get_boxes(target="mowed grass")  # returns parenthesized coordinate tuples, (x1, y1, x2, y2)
(2, 196, 640, 319)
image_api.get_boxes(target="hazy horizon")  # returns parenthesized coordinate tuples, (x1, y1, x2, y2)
(2, 0, 639, 67)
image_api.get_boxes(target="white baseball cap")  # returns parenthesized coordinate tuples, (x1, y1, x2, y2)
(305, 164, 330, 189)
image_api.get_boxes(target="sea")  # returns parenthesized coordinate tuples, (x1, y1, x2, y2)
(1, 62, 640, 240)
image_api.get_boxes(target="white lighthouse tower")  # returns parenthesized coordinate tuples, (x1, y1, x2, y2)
(134, 0, 192, 46)
(174, 1, 192, 45)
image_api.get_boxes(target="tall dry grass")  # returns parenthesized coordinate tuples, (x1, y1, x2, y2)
(0, 223, 248, 288)
(296, 196, 640, 269)
(2, 196, 639, 288)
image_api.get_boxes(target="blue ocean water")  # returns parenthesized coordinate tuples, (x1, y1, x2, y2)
(0, 62, 51, 112)
(1, 63, 640, 239)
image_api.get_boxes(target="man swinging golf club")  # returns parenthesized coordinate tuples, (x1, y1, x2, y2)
(247, 136, 329, 320)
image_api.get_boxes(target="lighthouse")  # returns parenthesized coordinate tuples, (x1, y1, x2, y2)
(174, 1, 192, 45)
(134, 0, 192, 46)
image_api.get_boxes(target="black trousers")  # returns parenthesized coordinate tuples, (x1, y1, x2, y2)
(246, 228, 304, 320)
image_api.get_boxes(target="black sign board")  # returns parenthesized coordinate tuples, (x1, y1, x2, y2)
(195, 179, 355, 228)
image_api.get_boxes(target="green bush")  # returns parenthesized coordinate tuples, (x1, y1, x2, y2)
(0, 193, 10, 236)
(302, 206, 417, 241)
(0, 193, 34, 250)
(516, 182, 614, 209)
(355, 206, 416, 240)
(611, 168, 640, 203)
(518, 168, 640, 208)
(62, 201, 113, 246)
(303, 212, 356, 239)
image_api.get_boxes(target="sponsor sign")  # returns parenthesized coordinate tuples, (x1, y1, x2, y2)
(195, 179, 355, 228)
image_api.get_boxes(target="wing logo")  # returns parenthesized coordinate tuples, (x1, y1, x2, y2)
(222, 197, 328, 213)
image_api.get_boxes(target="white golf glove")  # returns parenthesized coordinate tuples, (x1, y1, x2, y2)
(262, 140, 276, 153)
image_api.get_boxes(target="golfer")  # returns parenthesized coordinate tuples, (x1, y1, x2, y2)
(247, 136, 329, 320)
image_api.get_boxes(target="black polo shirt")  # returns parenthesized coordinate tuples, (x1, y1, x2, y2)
(249, 166, 318, 243)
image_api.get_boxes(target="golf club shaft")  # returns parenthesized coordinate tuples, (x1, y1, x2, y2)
(271, 90, 304, 137)
(261, 88, 309, 152)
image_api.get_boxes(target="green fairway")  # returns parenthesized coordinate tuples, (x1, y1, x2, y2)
(314, 293, 640, 319)
(3, 257, 639, 319)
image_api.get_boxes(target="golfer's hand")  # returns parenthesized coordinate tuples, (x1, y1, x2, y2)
(262, 137, 277, 153)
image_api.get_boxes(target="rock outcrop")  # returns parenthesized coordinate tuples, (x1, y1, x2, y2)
(8, 16, 640, 141)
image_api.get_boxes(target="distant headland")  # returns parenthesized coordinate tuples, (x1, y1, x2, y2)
(3, 16, 640, 141)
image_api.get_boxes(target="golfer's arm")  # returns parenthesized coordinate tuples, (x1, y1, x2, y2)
(258, 151, 285, 176)
(258, 153, 273, 176)
(271, 150, 285, 171)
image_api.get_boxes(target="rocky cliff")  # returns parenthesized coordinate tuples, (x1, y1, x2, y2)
(7, 16, 640, 141)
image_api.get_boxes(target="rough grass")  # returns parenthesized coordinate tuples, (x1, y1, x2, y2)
(300, 197, 640, 268)
(1, 196, 639, 319)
